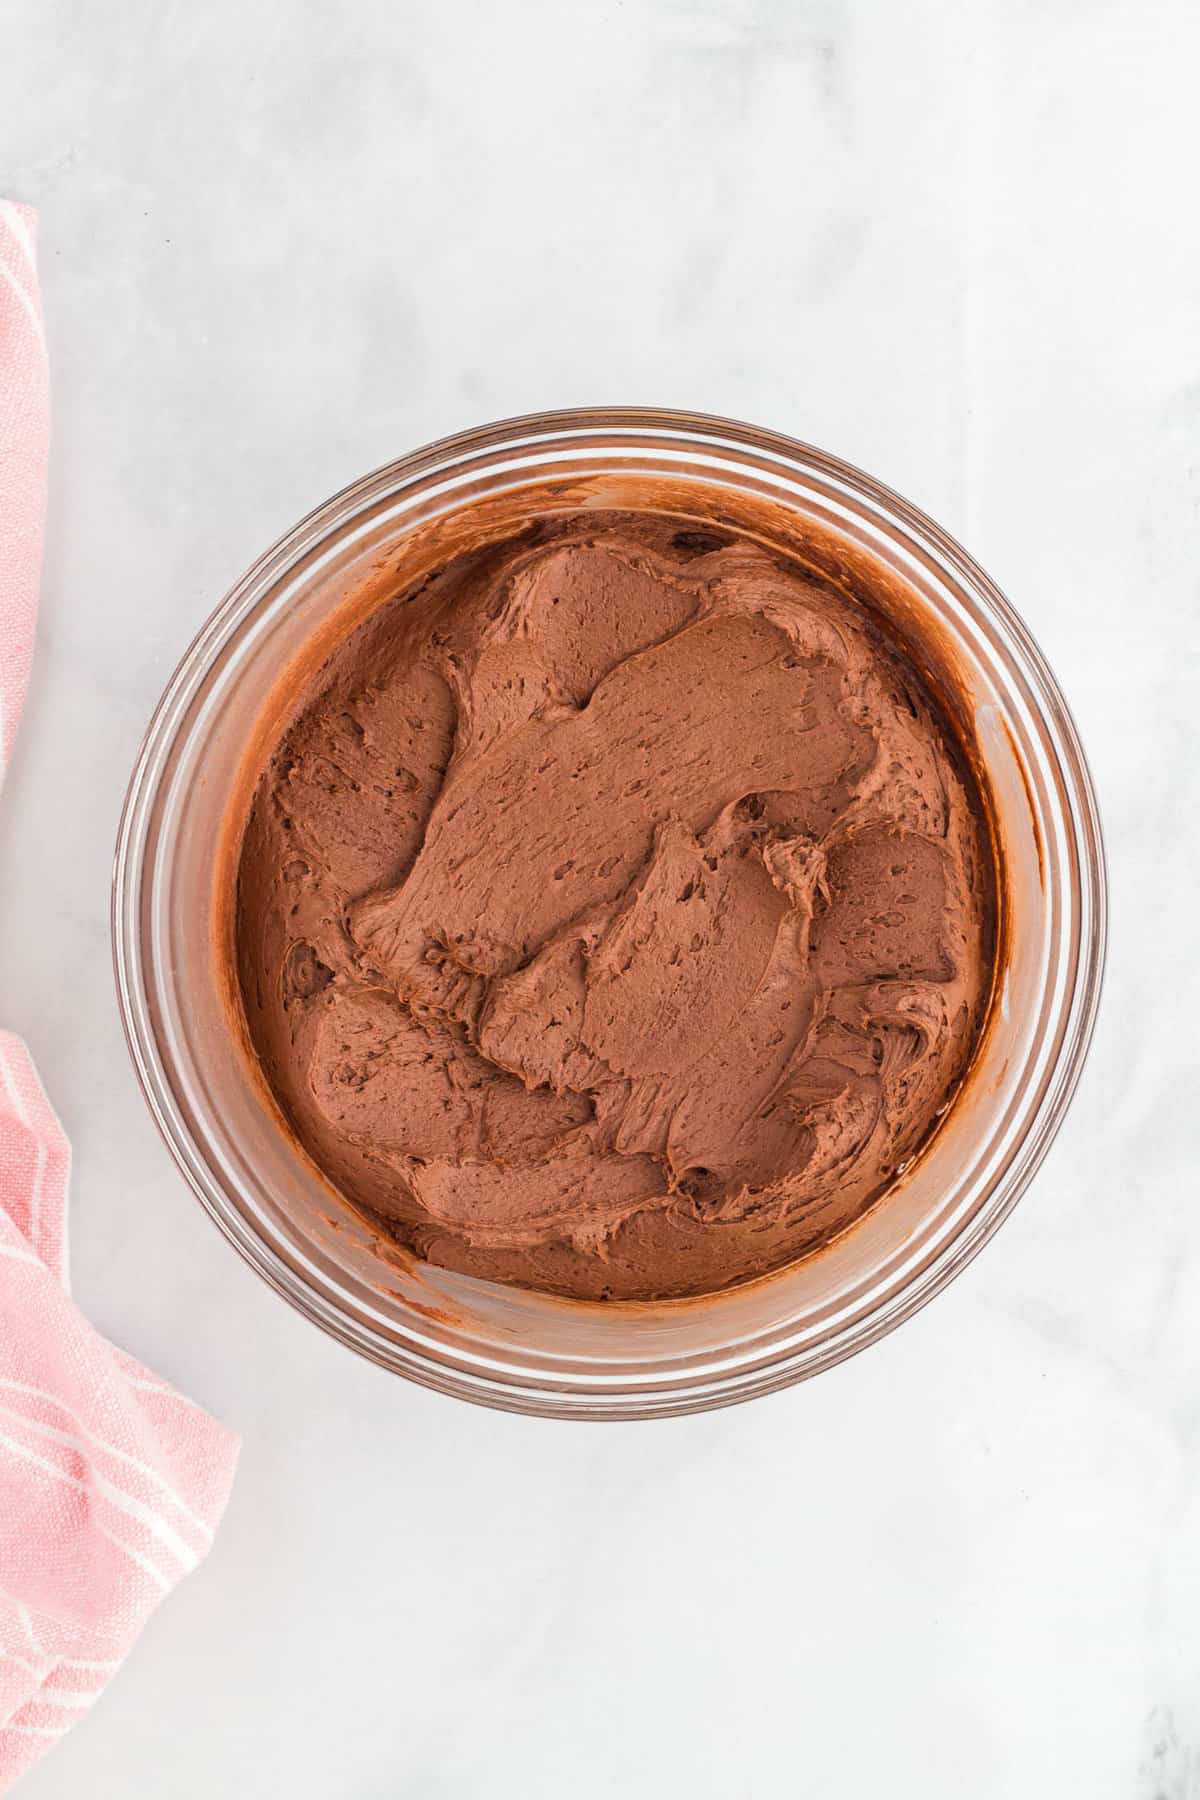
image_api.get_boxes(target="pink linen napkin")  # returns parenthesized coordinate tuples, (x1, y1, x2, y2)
(0, 203, 239, 1790)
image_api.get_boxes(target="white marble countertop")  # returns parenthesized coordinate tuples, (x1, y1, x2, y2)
(2, 2, 1197, 1794)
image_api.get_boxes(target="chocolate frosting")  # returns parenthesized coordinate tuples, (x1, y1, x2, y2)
(233, 513, 996, 1300)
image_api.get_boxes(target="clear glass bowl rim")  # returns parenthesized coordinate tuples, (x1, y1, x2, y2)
(112, 406, 1107, 1418)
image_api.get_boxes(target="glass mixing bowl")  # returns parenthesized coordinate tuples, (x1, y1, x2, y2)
(112, 409, 1105, 1418)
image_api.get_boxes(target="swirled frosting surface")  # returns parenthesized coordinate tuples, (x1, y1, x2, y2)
(234, 514, 996, 1300)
